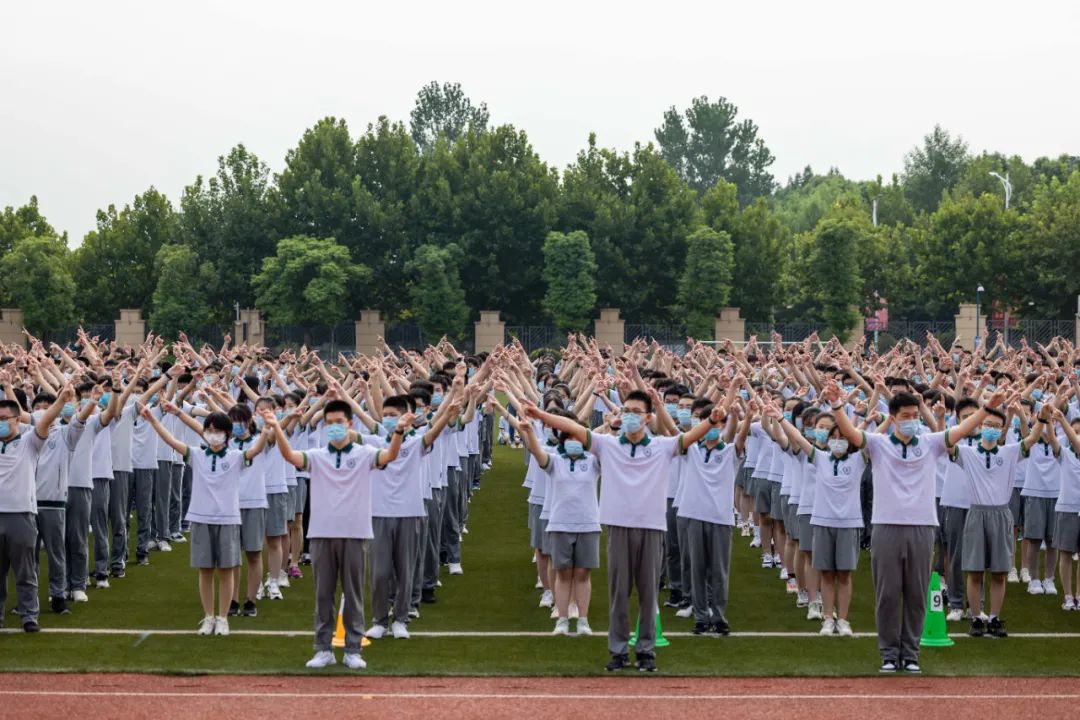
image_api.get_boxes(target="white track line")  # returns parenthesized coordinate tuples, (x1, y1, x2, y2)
(3, 627, 1080, 639)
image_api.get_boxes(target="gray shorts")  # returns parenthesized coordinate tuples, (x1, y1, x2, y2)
(265, 492, 289, 537)
(295, 477, 308, 516)
(549, 531, 600, 569)
(1053, 511, 1080, 554)
(527, 501, 541, 533)
(787, 501, 801, 541)
(778, 495, 790, 527)
(962, 504, 1014, 573)
(755, 480, 775, 515)
(240, 508, 266, 553)
(1008, 488, 1024, 529)
(744, 469, 757, 499)
(190, 522, 241, 569)
(531, 513, 548, 552)
(1022, 496, 1056, 543)
(797, 514, 813, 551)
(735, 466, 748, 491)
(811, 525, 860, 571)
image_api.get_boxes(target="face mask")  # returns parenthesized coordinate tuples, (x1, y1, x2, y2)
(897, 419, 921, 438)
(204, 431, 226, 446)
(431, 393, 443, 407)
(308, 397, 319, 406)
(911, 376, 923, 385)
(783, 411, 793, 423)
(690, 417, 702, 427)
(79, 398, 90, 409)
(149, 394, 159, 405)
(981, 427, 1002, 444)
(828, 438, 849, 455)
(231, 367, 240, 376)
(254, 416, 265, 431)
(803, 428, 814, 439)
(621, 413, 643, 434)
(232, 422, 247, 437)
(1031, 389, 1044, 401)
(467, 368, 476, 378)
(276, 410, 285, 420)
(986, 385, 996, 393)
(564, 440, 584, 457)
(326, 423, 348, 443)
(1012, 416, 1021, 429)
(795, 417, 803, 429)
(738, 389, 749, 402)
(665, 403, 678, 417)
(152, 369, 161, 378)
(0, 420, 11, 438)
(813, 428, 829, 445)
(61, 402, 76, 418)
(704, 427, 720, 442)
(382, 416, 400, 435)
(843, 385, 855, 394)
(31, 410, 45, 426)
(952, 354, 961, 362)
(676, 408, 692, 426)
(98, 393, 111, 408)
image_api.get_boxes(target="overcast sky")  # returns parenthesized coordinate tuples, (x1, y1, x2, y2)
(3, 0, 1077, 244)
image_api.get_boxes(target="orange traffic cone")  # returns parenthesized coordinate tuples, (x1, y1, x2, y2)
(332, 595, 371, 649)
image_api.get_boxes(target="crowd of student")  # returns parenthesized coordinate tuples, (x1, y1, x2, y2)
(1, 327, 1079, 674)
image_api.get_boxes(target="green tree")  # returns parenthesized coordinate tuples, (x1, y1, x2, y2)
(405, 243, 469, 340)
(862, 174, 915, 228)
(252, 236, 370, 335)
(409, 81, 490, 153)
(952, 152, 1035, 209)
(149, 244, 216, 339)
(0, 236, 75, 335)
(677, 227, 733, 339)
(1023, 171, 1080, 317)
(772, 168, 863, 235)
(729, 198, 786, 321)
(0, 195, 62, 258)
(806, 217, 862, 341)
(542, 231, 597, 332)
(903, 125, 970, 214)
(654, 95, 775, 204)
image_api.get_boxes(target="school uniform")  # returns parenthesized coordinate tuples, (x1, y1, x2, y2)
(1052, 446, 1080, 554)
(664, 457, 683, 598)
(167, 413, 186, 537)
(1009, 425, 1027, 529)
(263, 442, 290, 539)
(108, 402, 136, 572)
(954, 442, 1023, 572)
(67, 413, 107, 594)
(0, 425, 47, 624)
(423, 432, 449, 596)
(810, 449, 868, 572)
(1022, 439, 1061, 544)
(939, 435, 977, 608)
(89, 418, 115, 580)
(543, 447, 601, 570)
(440, 423, 464, 565)
(130, 406, 159, 560)
(184, 445, 243, 569)
(35, 420, 85, 600)
(152, 408, 178, 544)
(796, 446, 819, 550)
(233, 435, 268, 553)
(528, 436, 556, 554)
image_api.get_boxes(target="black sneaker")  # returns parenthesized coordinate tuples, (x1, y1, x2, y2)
(110, 568, 126, 579)
(136, 555, 150, 566)
(711, 619, 731, 636)
(242, 600, 258, 617)
(636, 653, 657, 673)
(227, 600, 240, 617)
(969, 617, 986, 637)
(903, 660, 922, 674)
(471, 481, 480, 490)
(692, 621, 709, 635)
(299, 553, 312, 566)
(605, 654, 629, 672)
(678, 599, 692, 611)
(23, 619, 40, 633)
(50, 597, 70, 615)
(879, 660, 898, 673)
(988, 617, 1008, 638)
(663, 590, 683, 609)
(421, 588, 437, 604)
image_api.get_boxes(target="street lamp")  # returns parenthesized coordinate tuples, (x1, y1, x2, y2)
(976, 284, 985, 350)
(989, 172, 1012, 209)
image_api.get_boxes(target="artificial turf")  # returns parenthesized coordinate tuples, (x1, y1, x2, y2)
(1, 443, 1078, 675)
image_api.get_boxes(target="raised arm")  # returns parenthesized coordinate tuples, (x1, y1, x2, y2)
(140, 403, 188, 456)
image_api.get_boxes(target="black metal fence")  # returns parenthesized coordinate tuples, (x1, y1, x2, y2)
(262, 323, 356, 358)
(745, 322, 827, 343)
(874, 320, 957, 349)
(624, 324, 688, 352)
(49, 324, 115, 348)
(989, 319, 1075, 349)
(506, 325, 564, 354)
(384, 322, 425, 352)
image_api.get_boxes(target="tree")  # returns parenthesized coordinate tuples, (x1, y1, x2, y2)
(806, 217, 862, 341)
(772, 168, 863, 235)
(729, 199, 786, 322)
(405, 243, 469, 340)
(1022, 171, 1080, 317)
(903, 125, 969, 214)
(150, 244, 215, 339)
(654, 95, 775, 204)
(862, 174, 915, 228)
(0, 196, 64, 305)
(952, 152, 1035, 209)
(252, 236, 370, 334)
(0, 236, 75, 335)
(409, 81, 490, 153)
(677, 227, 733, 339)
(542, 231, 597, 332)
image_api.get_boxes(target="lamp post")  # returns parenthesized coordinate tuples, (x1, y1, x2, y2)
(989, 172, 1012, 209)
(976, 284, 985, 350)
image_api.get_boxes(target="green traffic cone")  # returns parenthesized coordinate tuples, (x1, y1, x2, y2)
(628, 606, 670, 648)
(920, 571, 954, 648)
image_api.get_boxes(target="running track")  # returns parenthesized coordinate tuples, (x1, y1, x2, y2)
(2, 675, 1078, 719)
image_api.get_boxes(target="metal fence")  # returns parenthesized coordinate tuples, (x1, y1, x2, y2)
(49, 324, 115, 348)
(384, 322, 426, 352)
(624, 324, 688, 352)
(263, 323, 355, 358)
(506, 325, 564, 354)
(745, 322, 827, 343)
(989, 319, 1075, 349)
(874, 320, 956, 349)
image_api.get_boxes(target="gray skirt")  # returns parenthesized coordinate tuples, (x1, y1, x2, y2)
(240, 508, 266, 553)
(265, 492, 289, 537)
(190, 522, 241, 569)
(797, 514, 813, 552)
(531, 513, 549, 552)
(962, 504, 1013, 573)
(549, 531, 600, 569)
(1053, 511, 1080, 554)
(1022, 496, 1056, 543)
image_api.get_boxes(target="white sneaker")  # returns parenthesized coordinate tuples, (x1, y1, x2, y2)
(147, 540, 159, 551)
(462, 525, 469, 535)
(836, 619, 854, 637)
(197, 615, 215, 636)
(95, 578, 110, 589)
(1028, 579, 1045, 595)
(278, 571, 290, 588)
(807, 601, 823, 620)
(408, 608, 420, 619)
(365, 624, 387, 639)
(820, 617, 836, 635)
(1007, 568, 1019, 583)
(796, 590, 809, 608)
(158, 541, 172, 553)
(306, 650, 336, 668)
(391, 621, 410, 639)
(539, 590, 554, 608)
(785, 578, 798, 594)
(267, 583, 284, 600)
(740, 524, 751, 537)
(1020, 568, 1032, 583)
(1043, 578, 1058, 595)
(342, 653, 366, 670)
(750, 537, 762, 549)
(552, 618, 570, 635)
(773, 553, 782, 565)
(569, 602, 579, 619)
(761, 555, 773, 569)
(549, 606, 559, 619)
(214, 616, 229, 636)
(779, 567, 789, 580)
(256, 582, 265, 600)
(676, 605, 694, 618)
(1063, 595, 1076, 611)
(72, 590, 89, 603)
(448, 563, 463, 575)
(576, 618, 593, 636)
(534, 577, 543, 589)
(946, 608, 964, 622)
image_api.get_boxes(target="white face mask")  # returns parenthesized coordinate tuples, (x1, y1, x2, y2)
(31, 410, 45, 426)
(828, 438, 849, 456)
(204, 431, 226, 447)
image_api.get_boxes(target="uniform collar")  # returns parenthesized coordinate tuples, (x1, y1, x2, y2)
(889, 432, 918, 447)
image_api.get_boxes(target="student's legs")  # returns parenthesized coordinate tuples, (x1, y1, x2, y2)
(686, 518, 710, 625)
(870, 525, 908, 664)
(280, 524, 291, 575)
(573, 567, 592, 619)
(664, 498, 681, 598)
(774, 520, 788, 567)
(800, 546, 819, 600)
(1, 512, 40, 622)
(837, 571, 853, 620)
(606, 526, 634, 657)
(65, 487, 92, 593)
(290, 514, 304, 569)
(198, 568, 215, 617)
(423, 488, 444, 591)
(537, 552, 552, 592)
(710, 522, 733, 621)
(966, 572, 985, 617)
(391, 518, 418, 622)
(441, 468, 461, 564)
(411, 505, 429, 611)
(943, 507, 967, 608)
(341, 538, 368, 653)
(133, 469, 154, 557)
(898, 527, 934, 664)
(37, 509, 66, 600)
(152, 461, 171, 543)
(168, 463, 183, 536)
(310, 538, 340, 652)
(676, 514, 691, 605)
(988, 572, 1007, 616)
(1060, 552, 1075, 597)
(109, 471, 130, 572)
(631, 528, 664, 656)
(181, 464, 193, 531)
(264, 536, 283, 585)
(90, 478, 111, 580)
(821, 570, 837, 619)
(235, 551, 261, 602)
(555, 568, 573, 618)
(370, 516, 394, 626)
(217, 566, 235, 617)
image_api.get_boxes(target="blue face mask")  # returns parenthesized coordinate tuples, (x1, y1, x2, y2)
(738, 389, 750, 401)
(382, 416, 400, 435)
(704, 427, 720, 442)
(149, 394, 159, 405)
(783, 411, 793, 423)
(0, 420, 11, 438)
(813, 428, 829, 445)
(564, 440, 584, 457)
(231, 367, 240, 376)
(1031, 389, 1044, 401)
(98, 393, 111, 408)
(665, 403, 678, 417)
(79, 398, 90, 409)
(232, 422, 247, 437)
(275, 410, 285, 420)
(431, 393, 443, 407)
(61, 402, 76, 418)
(151, 369, 161, 378)
(803, 428, 815, 439)
(254, 416, 265, 431)
(897, 419, 921, 438)
(308, 397, 318, 406)
(467, 368, 476, 378)
(843, 385, 855, 394)
(952, 354, 961, 363)
(1012, 416, 1021, 429)
(676, 408, 692, 426)
(795, 417, 803, 429)
(606, 367, 615, 376)
(981, 427, 1002, 444)
(326, 423, 348, 443)
(621, 413, 643, 434)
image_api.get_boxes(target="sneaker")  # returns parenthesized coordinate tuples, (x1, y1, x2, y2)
(51, 597, 70, 615)
(946, 608, 964, 622)
(448, 563, 463, 575)
(836, 619, 854, 637)
(785, 578, 798, 594)
(569, 603, 579, 619)
(605, 654, 629, 672)
(71, 590, 89, 603)
(676, 605, 694, 618)
(879, 660, 897, 674)
(761, 554, 773, 569)
(391, 621, 410, 639)
(214, 616, 229, 636)
(267, 583, 284, 601)
(534, 577, 543, 589)
(692, 621, 710, 635)
(553, 618, 570, 635)
(576, 618, 593, 636)
(171, 532, 187, 543)
(227, 600, 240, 617)
(300, 552, 312, 566)
(95, 577, 110, 590)
(820, 617, 836, 635)
(462, 525, 470, 534)
(636, 653, 657, 673)
(549, 606, 559, 620)
(749, 537, 762, 549)
(421, 588, 437, 604)
(1020, 568, 1032, 583)
(23, 619, 40, 633)
(773, 553, 782, 565)
(158, 541, 172, 553)
(365, 624, 388, 639)
(1064, 595, 1076, 611)
(136, 555, 150, 566)
(988, 616, 1008, 638)
(1043, 578, 1058, 595)
(278, 571, 291, 588)
(969, 617, 986, 637)
(408, 607, 420, 619)
(148, 540, 159, 551)
(242, 600, 257, 617)
(903, 661, 922, 674)
(305, 650, 336, 669)
(664, 590, 683, 608)
(343, 653, 366, 670)
(779, 567, 789, 580)
(1007, 568, 1019, 583)
(1028, 579, 1045, 595)
(740, 524, 751, 537)
(539, 590, 554, 608)
(711, 618, 731, 636)
(110, 568, 126, 579)
(197, 615, 215, 635)
(796, 590, 809, 608)
(288, 566, 302, 579)
(255, 582, 265, 600)
(807, 601, 823, 621)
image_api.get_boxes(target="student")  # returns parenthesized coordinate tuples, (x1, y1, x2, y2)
(142, 403, 265, 636)
(225, 403, 267, 618)
(939, 399, 980, 619)
(827, 379, 1002, 673)
(1020, 400, 1061, 596)
(525, 387, 722, 673)
(793, 411, 828, 621)
(108, 367, 140, 578)
(131, 373, 169, 565)
(1051, 408, 1080, 611)
(265, 398, 411, 670)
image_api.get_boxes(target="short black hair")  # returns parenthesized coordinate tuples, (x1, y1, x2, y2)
(383, 394, 414, 415)
(888, 392, 920, 416)
(624, 390, 652, 414)
(323, 399, 353, 420)
(203, 412, 232, 435)
(0, 399, 21, 417)
(955, 398, 981, 416)
(984, 407, 1006, 423)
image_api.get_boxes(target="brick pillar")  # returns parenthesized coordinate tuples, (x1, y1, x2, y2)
(355, 310, 385, 356)
(954, 304, 988, 351)
(234, 308, 264, 348)
(595, 308, 625, 352)
(115, 309, 146, 348)
(714, 308, 745, 344)
(474, 311, 505, 354)
(0, 309, 26, 348)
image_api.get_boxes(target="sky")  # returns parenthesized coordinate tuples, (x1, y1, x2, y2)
(2, 0, 1078, 245)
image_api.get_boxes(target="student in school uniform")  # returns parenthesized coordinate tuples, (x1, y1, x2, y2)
(1050, 408, 1080, 611)
(108, 371, 140, 578)
(264, 399, 412, 670)
(225, 403, 267, 618)
(940, 399, 981, 619)
(1020, 402, 1061, 597)
(131, 373, 170, 565)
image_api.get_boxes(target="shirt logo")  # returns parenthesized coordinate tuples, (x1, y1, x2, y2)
(842, 466, 852, 475)
(911, 447, 923, 458)
(996, 458, 1004, 467)
(643, 448, 653, 458)
(47, 439, 57, 450)
(400, 448, 410, 458)
(221, 461, 231, 471)
(346, 458, 357, 469)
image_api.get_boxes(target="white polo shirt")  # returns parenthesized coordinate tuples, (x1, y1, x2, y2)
(955, 441, 1023, 508)
(368, 432, 427, 518)
(36, 421, 85, 504)
(676, 441, 738, 526)
(588, 431, 681, 531)
(183, 445, 244, 525)
(232, 435, 268, 510)
(0, 426, 45, 513)
(1022, 439, 1061, 499)
(542, 449, 601, 533)
(810, 449, 867, 529)
(864, 430, 949, 526)
(303, 442, 381, 539)
(1055, 447, 1080, 514)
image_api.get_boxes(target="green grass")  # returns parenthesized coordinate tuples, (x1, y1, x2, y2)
(2, 443, 1078, 675)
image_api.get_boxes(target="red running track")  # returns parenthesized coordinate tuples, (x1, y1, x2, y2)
(1, 674, 1078, 720)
